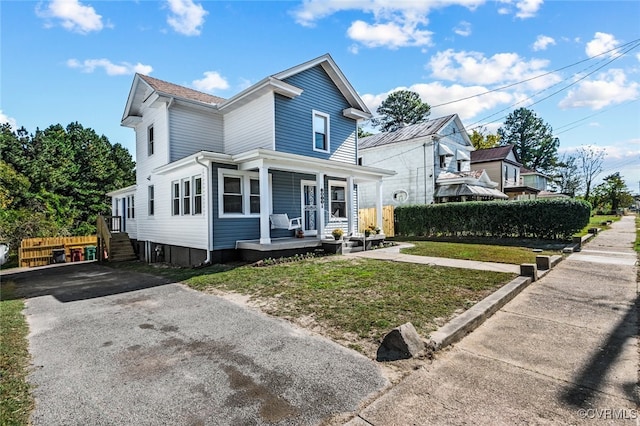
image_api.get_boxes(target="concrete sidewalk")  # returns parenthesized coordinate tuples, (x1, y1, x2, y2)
(349, 215, 639, 425)
(344, 243, 521, 274)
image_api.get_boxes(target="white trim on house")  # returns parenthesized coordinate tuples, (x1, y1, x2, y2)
(312, 110, 330, 153)
(217, 168, 273, 219)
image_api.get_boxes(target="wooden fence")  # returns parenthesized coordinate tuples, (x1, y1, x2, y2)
(19, 235, 98, 268)
(358, 205, 395, 237)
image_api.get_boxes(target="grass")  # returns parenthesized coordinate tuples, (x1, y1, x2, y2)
(0, 283, 33, 426)
(574, 214, 621, 237)
(399, 241, 559, 264)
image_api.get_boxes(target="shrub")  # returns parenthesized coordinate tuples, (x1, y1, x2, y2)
(395, 199, 591, 240)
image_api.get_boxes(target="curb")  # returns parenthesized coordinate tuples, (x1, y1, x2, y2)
(426, 254, 564, 352)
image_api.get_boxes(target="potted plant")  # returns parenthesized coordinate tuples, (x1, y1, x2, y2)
(331, 228, 344, 240)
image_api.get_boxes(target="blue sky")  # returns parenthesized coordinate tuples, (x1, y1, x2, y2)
(2, 0, 639, 193)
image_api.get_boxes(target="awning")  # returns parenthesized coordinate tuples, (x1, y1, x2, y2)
(456, 149, 470, 161)
(434, 184, 509, 199)
(438, 144, 454, 156)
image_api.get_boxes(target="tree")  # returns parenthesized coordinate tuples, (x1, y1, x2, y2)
(575, 146, 605, 202)
(469, 128, 500, 150)
(552, 154, 582, 196)
(358, 126, 373, 139)
(497, 108, 559, 173)
(371, 90, 431, 132)
(592, 173, 633, 212)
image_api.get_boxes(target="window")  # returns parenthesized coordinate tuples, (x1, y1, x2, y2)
(218, 169, 268, 217)
(457, 160, 463, 172)
(193, 177, 202, 215)
(148, 125, 154, 156)
(172, 181, 180, 215)
(148, 186, 154, 216)
(182, 180, 191, 215)
(127, 195, 135, 219)
(313, 111, 330, 152)
(439, 155, 447, 168)
(223, 176, 243, 214)
(504, 165, 509, 181)
(249, 179, 260, 214)
(329, 181, 347, 219)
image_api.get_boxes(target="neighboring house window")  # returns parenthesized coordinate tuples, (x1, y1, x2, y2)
(193, 177, 202, 215)
(182, 179, 191, 215)
(457, 160, 463, 172)
(439, 155, 447, 168)
(313, 110, 330, 152)
(504, 165, 509, 181)
(329, 181, 347, 219)
(127, 195, 135, 219)
(148, 125, 154, 156)
(148, 186, 154, 216)
(172, 181, 180, 215)
(218, 169, 268, 217)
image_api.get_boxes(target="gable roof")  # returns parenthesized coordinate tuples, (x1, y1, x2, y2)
(358, 114, 456, 149)
(138, 74, 226, 105)
(470, 144, 521, 164)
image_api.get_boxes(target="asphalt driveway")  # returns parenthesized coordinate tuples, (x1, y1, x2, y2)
(2, 263, 388, 425)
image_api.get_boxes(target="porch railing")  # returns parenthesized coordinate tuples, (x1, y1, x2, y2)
(97, 215, 121, 260)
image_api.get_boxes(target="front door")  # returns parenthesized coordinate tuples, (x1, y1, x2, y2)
(301, 181, 318, 236)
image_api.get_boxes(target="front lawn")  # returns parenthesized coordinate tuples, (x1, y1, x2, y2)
(182, 258, 516, 352)
(0, 290, 33, 426)
(399, 241, 559, 264)
(574, 214, 621, 237)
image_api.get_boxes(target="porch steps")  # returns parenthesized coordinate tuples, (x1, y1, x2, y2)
(342, 239, 363, 254)
(108, 233, 137, 262)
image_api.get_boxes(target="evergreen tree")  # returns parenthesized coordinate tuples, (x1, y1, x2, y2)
(372, 90, 431, 132)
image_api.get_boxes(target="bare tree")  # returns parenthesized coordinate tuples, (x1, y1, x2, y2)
(576, 146, 605, 202)
(553, 154, 582, 196)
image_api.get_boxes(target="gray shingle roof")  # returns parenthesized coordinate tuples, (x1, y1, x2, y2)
(358, 115, 455, 149)
(138, 74, 226, 105)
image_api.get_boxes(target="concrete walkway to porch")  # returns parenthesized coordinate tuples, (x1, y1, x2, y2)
(343, 242, 521, 274)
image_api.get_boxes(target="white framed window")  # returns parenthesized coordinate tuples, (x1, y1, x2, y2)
(218, 169, 271, 218)
(193, 177, 202, 215)
(127, 195, 135, 219)
(147, 125, 154, 156)
(172, 181, 180, 215)
(329, 180, 347, 220)
(182, 179, 191, 215)
(148, 186, 154, 216)
(312, 110, 330, 153)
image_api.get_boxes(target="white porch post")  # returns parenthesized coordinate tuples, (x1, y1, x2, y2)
(347, 176, 355, 235)
(259, 165, 271, 244)
(316, 172, 325, 238)
(376, 180, 384, 235)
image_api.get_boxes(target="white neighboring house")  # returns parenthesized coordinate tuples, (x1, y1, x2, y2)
(358, 114, 507, 208)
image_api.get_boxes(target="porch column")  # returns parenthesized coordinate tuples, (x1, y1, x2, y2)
(316, 172, 325, 239)
(376, 180, 384, 235)
(259, 165, 271, 244)
(347, 176, 355, 235)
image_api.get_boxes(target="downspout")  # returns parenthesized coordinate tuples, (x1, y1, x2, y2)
(423, 142, 428, 204)
(195, 155, 212, 265)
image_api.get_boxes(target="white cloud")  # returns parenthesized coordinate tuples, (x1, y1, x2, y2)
(0, 110, 17, 130)
(67, 58, 153, 76)
(291, 1, 482, 49)
(532, 35, 555, 51)
(166, 0, 208, 36)
(347, 20, 432, 49)
(36, 0, 104, 34)
(585, 32, 619, 57)
(192, 71, 229, 93)
(496, 0, 543, 18)
(427, 49, 558, 89)
(558, 69, 640, 110)
(453, 21, 472, 37)
(362, 82, 513, 125)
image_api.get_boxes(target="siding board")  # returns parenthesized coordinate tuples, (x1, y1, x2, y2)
(170, 104, 223, 161)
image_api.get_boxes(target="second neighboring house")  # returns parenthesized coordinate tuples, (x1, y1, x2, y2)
(470, 144, 541, 200)
(358, 114, 506, 207)
(106, 54, 394, 266)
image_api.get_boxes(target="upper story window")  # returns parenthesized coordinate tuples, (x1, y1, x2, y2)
(439, 155, 447, 169)
(329, 180, 347, 220)
(313, 110, 330, 153)
(147, 125, 154, 156)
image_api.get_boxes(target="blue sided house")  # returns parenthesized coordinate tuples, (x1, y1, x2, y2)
(105, 54, 394, 266)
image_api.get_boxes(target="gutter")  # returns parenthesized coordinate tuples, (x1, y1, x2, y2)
(195, 155, 212, 266)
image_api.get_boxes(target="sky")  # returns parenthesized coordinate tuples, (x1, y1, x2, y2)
(2, 0, 639, 194)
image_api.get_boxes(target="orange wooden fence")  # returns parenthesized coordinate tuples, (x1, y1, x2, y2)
(19, 235, 97, 268)
(358, 205, 395, 237)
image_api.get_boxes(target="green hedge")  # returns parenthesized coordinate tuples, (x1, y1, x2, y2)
(395, 199, 591, 240)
